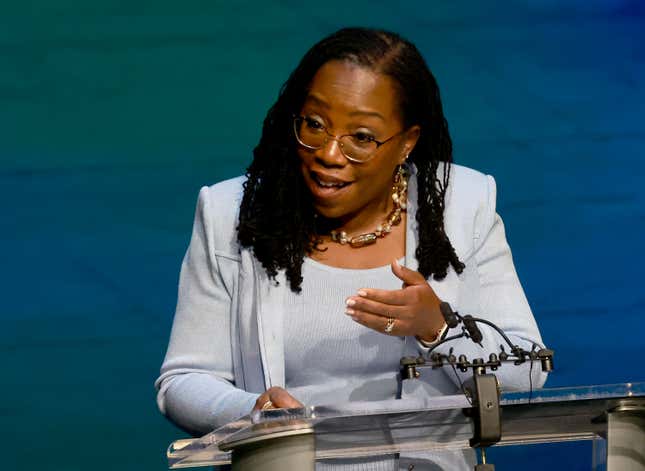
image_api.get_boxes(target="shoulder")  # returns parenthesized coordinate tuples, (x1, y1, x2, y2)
(196, 175, 245, 216)
(193, 175, 246, 257)
(445, 163, 494, 204)
(199, 175, 245, 205)
(442, 163, 497, 257)
(443, 163, 495, 215)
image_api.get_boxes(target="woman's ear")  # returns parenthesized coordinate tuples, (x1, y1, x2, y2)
(399, 125, 421, 164)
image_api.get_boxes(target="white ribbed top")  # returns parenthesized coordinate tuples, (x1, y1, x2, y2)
(284, 257, 406, 407)
(284, 257, 404, 470)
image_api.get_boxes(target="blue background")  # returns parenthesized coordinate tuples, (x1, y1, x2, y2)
(1, 1, 644, 470)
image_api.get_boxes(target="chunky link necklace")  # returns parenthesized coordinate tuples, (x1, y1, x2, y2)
(330, 166, 408, 248)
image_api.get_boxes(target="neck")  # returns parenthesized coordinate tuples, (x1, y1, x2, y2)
(320, 192, 393, 237)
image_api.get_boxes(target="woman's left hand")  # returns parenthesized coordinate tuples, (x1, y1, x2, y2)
(345, 259, 446, 340)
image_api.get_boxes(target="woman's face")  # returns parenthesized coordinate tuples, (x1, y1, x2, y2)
(297, 60, 419, 228)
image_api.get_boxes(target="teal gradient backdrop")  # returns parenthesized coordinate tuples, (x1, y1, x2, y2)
(2, 1, 644, 470)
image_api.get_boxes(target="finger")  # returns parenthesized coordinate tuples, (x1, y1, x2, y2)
(391, 259, 427, 286)
(354, 287, 408, 306)
(350, 309, 406, 336)
(346, 296, 404, 318)
(253, 393, 272, 411)
(269, 387, 304, 409)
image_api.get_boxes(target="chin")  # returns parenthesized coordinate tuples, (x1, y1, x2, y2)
(311, 201, 348, 220)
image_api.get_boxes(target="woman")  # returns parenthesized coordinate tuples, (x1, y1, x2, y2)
(156, 28, 546, 469)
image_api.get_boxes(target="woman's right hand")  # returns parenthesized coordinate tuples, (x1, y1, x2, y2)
(252, 386, 304, 412)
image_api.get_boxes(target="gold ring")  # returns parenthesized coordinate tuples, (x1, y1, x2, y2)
(384, 317, 396, 333)
(261, 400, 274, 410)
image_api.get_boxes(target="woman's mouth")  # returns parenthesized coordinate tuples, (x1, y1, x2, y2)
(314, 177, 349, 188)
(309, 172, 352, 198)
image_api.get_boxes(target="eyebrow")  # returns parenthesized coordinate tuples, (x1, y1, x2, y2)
(305, 94, 386, 122)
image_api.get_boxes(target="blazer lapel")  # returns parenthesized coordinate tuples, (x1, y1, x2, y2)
(251, 254, 287, 389)
(237, 250, 265, 393)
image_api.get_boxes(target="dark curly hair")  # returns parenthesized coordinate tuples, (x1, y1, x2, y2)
(237, 27, 465, 292)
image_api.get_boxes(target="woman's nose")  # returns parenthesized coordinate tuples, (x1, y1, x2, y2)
(315, 136, 347, 167)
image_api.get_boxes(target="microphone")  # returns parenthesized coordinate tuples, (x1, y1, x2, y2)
(537, 348, 554, 372)
(439, 302, 460, 328)
(462, 315, 483, 345)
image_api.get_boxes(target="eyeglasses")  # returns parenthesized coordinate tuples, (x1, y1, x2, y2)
(293, 115, 405, 163)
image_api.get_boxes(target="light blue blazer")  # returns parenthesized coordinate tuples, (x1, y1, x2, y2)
(155, 164, 546, 436)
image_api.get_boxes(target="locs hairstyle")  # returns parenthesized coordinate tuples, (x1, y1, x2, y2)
(237, 27, 465, 292)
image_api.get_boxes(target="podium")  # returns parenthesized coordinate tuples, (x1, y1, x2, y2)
(166, 382, 645, 470)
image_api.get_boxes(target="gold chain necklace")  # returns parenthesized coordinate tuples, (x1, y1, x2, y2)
(330, 166, 408, 248)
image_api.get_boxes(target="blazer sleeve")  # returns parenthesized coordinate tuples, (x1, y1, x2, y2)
(154, 186, 259, 436)
(430, 175, 548, 391)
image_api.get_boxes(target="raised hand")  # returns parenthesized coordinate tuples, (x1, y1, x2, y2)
(344, 259, 446, 342)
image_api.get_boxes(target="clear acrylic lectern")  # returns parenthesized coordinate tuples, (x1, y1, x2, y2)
(166, 382, 645, 470)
